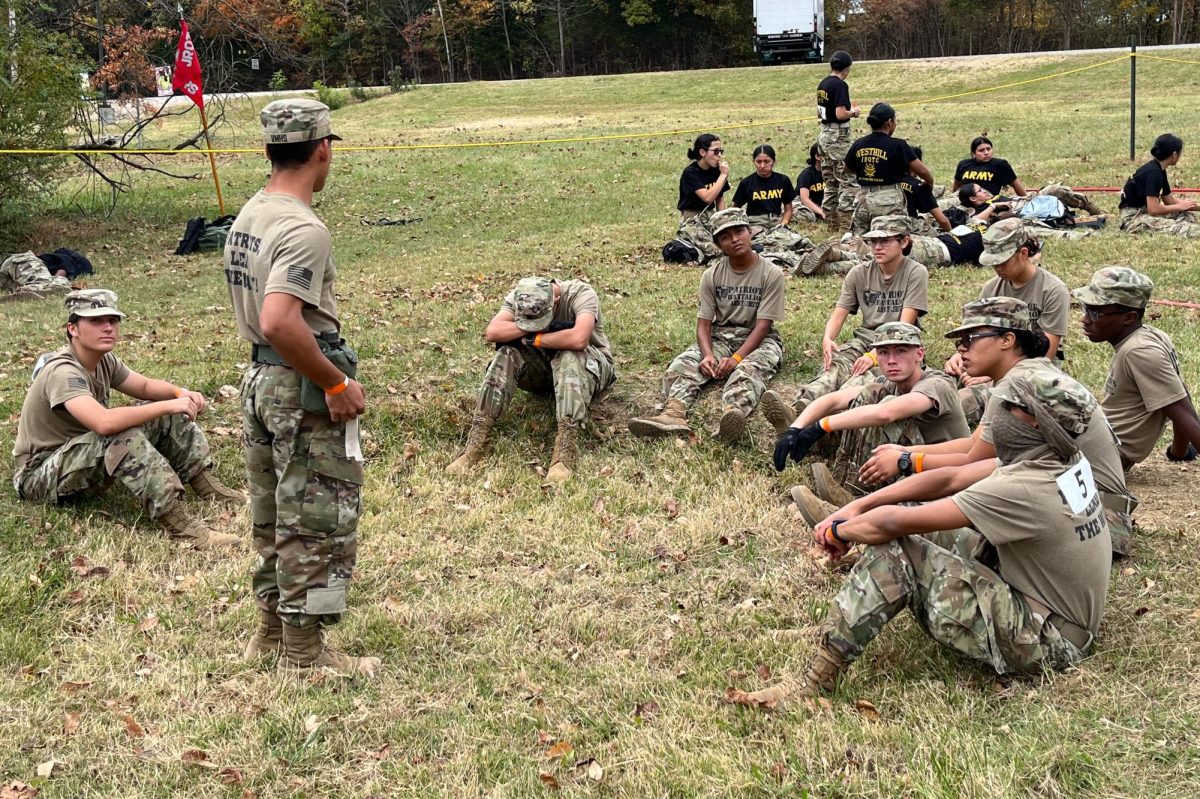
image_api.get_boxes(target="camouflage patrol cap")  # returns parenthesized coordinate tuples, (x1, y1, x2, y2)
(943, 296, 1032, 338)
(260, 99, 341, 145)
(507, 277, 555, 332)
(872, 321, 923, 347)
(710, 207, 751, 238)
(862, 215, 917, 240)
(992, 366, 1097, 435)
(64, 289, 125, 319)
(1072, 266, 1153, 310)
(979, 218, 1031, 267)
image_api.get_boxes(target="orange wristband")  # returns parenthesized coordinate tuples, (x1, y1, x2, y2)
(534, 333, 543, 348)
(732, 352, 744, 363)
(820, 416, 833, 433)
(325, 376, 349, 395)
(914, 452, 925, 473)
(173, 387, 184, 398)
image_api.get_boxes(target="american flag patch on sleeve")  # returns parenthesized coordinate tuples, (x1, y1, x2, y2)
(286, 265, 314, 291)
(67, 376, 89, 391)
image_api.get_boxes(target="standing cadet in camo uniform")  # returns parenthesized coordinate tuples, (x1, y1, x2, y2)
(629, 207, 786, 443)
(12, 290, 243, 548)
(226, 99, 380, 677)
(447, 276, 616, 483)
(814, 51, 861, 228)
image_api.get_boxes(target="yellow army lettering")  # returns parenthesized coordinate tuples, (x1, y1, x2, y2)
(751, 188, 785, 201)
(960, 170, 996, 181)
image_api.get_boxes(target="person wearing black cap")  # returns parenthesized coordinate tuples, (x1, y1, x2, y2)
(844, 103, 934, 235)
(814, 51, 861, 229)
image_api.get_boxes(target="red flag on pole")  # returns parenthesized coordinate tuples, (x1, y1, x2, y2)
(171, 21, 204, 109)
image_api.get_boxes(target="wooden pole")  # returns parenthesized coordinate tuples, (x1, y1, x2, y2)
(1129, 35, 1137, 161)
(198, 102, 226, 216)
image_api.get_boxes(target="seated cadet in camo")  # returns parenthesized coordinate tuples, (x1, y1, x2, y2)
(799, 216, 987, 276)
(742, 367, 1111, 707)
(855, 297, 1136, 558)
(843, 103, 934, 235)
(674, 133, 732, 262)
(956, 182, 1105, 230)
(448, 277, 615, 483)
(11, 290, 243, 549)
(1, 252, 72, 302)
(793, 144, 827, 223)
(760, 217, 929, 435)
(900, 147, 951, 233)
(772, 323, 969, 504)
(1074, 266, 1200, 470)
(945, 219, 1070, 420)
(951, 136, 1105, 217)
(1118, 133, 1200, 238)
(629, 207, 786, 444)
(731, 144, 814, 276)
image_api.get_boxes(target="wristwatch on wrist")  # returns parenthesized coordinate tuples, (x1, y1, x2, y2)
(897, 451, 914, 476)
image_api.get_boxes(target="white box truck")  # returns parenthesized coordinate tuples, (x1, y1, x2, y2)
(753, 0, 825, 65)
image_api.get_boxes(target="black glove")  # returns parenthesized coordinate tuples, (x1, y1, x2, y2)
(772, 423, 827, 472)
(1166, 442, 1198, 462)
(547, 320, 576, 332)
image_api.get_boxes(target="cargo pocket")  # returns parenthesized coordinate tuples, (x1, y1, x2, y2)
(305, 579, 349, 616)
(299, 433, 365, 537)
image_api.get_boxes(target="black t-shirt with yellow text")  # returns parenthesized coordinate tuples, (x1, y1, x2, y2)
(846, 132, 918, 186)
(796, 165, 825, 208)
(816, 75, 852, 124)
(954, 157, 1018, 196)
(678, 162, 730, 212)
(901, 175, 938, 217)
(733, 172, 796, 216)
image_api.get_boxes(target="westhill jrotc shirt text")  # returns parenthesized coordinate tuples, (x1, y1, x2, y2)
(954, 157, 1018, 196)
(846, 132, 918, 186)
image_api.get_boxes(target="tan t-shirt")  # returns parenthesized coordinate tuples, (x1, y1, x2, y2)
(837, 256, 929, 330)
(501, 279, 612, 360)
(225, 191, 340, 346)
(698, 255, 786, 339)
(877, 368, 970, 444)
(1103, 325, 1189, 466)
(979, 267, 1070, 340)
(953, 456, 1111, 633)
(980, 358, 1127, 499)
(13, 346, 130, 461)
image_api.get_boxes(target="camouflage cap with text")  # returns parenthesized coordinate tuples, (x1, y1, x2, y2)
(944, 296, 1032, 338)
(992, 365, 1097, 436)
(64, 289, 125, 319)
(872, 321, 923, 347)
(507, 277, 555, 332)
(1072, 266, 1153, 310)
(979, 218, 1030, 267)
(261, 99, 341, 145)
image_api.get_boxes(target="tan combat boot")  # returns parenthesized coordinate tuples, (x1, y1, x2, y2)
(789, 485, 838, 529)
(447, 414, 494, 474)
(189, 469, 246, 506)
(243, 610, 283, 659)
(717, 405, 746, 444)
(628, 399, 690, 438)
(759, 390, 799, 436)
(1080, 197, 1105, 216)
(745, 645, 847, 709)
(278, 624, 382, 678)
(546, 418, 579, 483)
(156, 502, 242, 550)
(812, 462, 855, 508)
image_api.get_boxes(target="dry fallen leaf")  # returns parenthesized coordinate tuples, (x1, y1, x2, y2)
(633, 700, 659, 721)
(664, 498, 679, 519)
(136, 615, 159, 634)
(63, 712, 81, 736)
(217, 384, 239, 400)
(59, 680, 92, 695)
(121, 713, 145, 738)
(724, 687, 776, 710)
(303, 714, 321, 734)
(181, 749, 216, 768)
(756, 663, 772, 681)
(35, 761, 63, 778)
(217, 768, 244, 785)
(854, 699, 881, 720)
(537, 770, 560, 790)
(0, 781, 38, 799)
(586, 760, 603, 782)
(544, 740, 573, 759)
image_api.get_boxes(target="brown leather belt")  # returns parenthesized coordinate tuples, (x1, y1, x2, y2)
(1024, 594, 1093, 652)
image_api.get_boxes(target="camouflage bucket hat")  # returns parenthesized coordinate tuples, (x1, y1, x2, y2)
(872, 321, 923, 347)
(509, 277, 555, 332)
(261, 99, 341, 144)
(944, 296, 1032, 338)
(64, 289, 125, 319)
(992, 367, 1097, 435)
(862, 215, 917, 239)
(710, 207, 751, 238)
(979, 218, 1029, 267)
(1072, 266, 1153, 310)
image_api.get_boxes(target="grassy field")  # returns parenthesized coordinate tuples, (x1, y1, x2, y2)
(3, 50, 1200, 798)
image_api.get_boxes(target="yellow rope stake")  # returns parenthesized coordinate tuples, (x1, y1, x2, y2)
(0, 54, 1139, 157)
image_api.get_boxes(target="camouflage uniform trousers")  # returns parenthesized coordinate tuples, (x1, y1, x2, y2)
(748, 216, 814, 276)
(1035, 183, 1096, 212)
(477, 343, 615, 424)
(1, 252, 72, 294)
(816, 125, 857, 218)
(13, 413, 211, 519)
(677, 210, 723, 262)
(850, 184, 906, 235)
(241, 364, 363, 629)
(825, 235, 952, 274)
(828, 383, 926, 495)
(662, 329, 783, 415)
(1118, 207, 1200, 238)
(822, 528, 1086, 675)
(791, 202, 823, 224)
(793, 328, 881, 407)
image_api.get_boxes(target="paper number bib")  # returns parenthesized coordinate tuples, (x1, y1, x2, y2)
(1056, 456, 1096, 514)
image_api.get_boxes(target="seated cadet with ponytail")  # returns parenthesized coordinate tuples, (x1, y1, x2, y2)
(1118, 132, 1200, 238)
(673, 133, 732, 262)
(733, 144, 795, 230)
(793, 144, 827, 223)
(844, 103, 934, 234)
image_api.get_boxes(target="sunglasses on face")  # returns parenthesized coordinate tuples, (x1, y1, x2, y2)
(954, 331, 1005, 350)
(1082, 306, 1128, 320)
(704, 148, 724, 155)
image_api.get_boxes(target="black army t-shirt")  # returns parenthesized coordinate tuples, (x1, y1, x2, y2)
(954, 157, 1018, 196)
(937, 230, 985, 265)
(817, 75, 852, 124)
(733, 172, 796, 216)
(678, 162, 729, 212)
(796, 166, 825, 207)
(845, 132, 918, 186)
(901, 175, 938, 217)
(1119, 160, 1170, 209)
